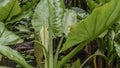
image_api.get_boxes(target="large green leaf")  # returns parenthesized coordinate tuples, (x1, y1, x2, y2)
(32, 0, 76, 66)
(32, 0, 77, 37)
(0, 0, 21, 21)
(32, 0, 49, 37)
(61, 0, 120, 51)
(0, 22, 23, 45)
(6, 0, 38, 23)
(48, 0, 65, 36)
(0, 45, 32, 68)
(32, 0, 65, 37)
(31, 0, 49, 65)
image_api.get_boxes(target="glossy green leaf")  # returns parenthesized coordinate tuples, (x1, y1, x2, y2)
(49, 0, 65, 36)
(0, 22, 23, 45)
(32, 0, 76, 67)
(32, 0, 77, 37)
(61, 0, 120, 51)
(0, 45, 32, 68)
(32, 0, 49, 37)
(31, 0, 49, 65)
(32, 0, 65, 37)
(5, 0, 39, 24)
(0, 0, 21, 21)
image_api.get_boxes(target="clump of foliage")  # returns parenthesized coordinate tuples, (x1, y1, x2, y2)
(0, 0, 120, 68)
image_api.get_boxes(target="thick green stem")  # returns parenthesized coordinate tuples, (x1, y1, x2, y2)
(48, 31, 53, 68)
(54, 37, 64, 68)
(57, 41, 90, 68)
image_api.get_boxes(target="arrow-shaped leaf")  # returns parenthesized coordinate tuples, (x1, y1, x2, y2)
(61, 0, 120, 51)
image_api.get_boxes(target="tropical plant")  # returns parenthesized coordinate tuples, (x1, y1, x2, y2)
(59, 0, 120, 68)
(0, 0, 39, 67)
(1, 0, 120, 68)
(32, 0, 120, 68)
(32, 0, 77, 68)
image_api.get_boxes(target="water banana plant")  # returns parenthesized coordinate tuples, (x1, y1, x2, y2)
(59, 0, 120, 67)
(32, 0, 77, 68)
(32, 0, 120, 68)
(31, 0, 120, 67)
